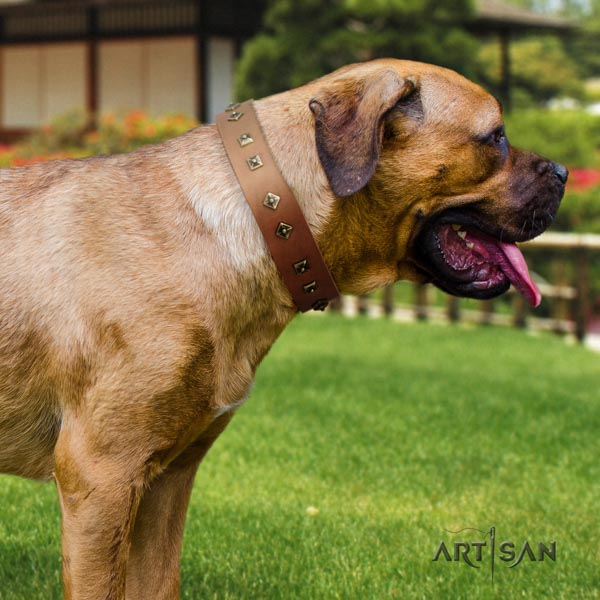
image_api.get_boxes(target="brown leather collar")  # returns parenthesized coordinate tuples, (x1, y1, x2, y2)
(216, 100, 340, 312)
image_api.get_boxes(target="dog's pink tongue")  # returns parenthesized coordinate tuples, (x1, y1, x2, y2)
(496, 241, 541, 307)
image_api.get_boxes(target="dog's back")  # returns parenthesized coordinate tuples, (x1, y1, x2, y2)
(0, 141, 218, 479)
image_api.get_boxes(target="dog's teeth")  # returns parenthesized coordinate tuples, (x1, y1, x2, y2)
(466, 242, 474, 249)
(457, 231, 467, 240)
(451, 224, 461, 231)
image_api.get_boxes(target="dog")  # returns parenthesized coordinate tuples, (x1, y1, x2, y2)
(0, 59, 566, 598)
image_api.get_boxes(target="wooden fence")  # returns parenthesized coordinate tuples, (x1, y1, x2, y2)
(334, 232, 600, 343)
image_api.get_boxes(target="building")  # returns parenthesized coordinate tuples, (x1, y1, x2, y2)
(0, 0, 574, 142)
(0, 0, 266, 141)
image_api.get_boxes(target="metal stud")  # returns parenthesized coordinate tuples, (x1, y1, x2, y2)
(238, 133, 254, 147)
(263, 192, 280, 210)
(303, 281, 318, 294)
(276, 222, 293, 240)
(247, 155, 263, 171)
(293, 259, 309, 274)
(312, 299, 329, 311)
(228, 111, 244, 122)
(225, 102, 240, 111)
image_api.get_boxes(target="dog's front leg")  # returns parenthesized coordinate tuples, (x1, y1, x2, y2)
(123, 460, 197, 600)
(125, 412, 234, 600)
(54, 416, 153, 600)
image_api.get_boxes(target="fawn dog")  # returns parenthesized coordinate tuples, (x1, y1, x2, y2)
(0, 59, 565, 598)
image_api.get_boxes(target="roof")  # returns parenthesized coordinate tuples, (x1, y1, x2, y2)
(0, 0, 267, 42)
(474, 0, 576, 31)
(0, 0, 576, 39)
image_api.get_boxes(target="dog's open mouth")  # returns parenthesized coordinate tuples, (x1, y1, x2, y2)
(416, 218, 541, 307)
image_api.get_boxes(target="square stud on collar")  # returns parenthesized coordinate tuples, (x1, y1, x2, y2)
(303, 281, 318, 294)
(276, 222, 293, 240)
(293, 259, 310, 274)
(312, 299, 329, 311)
(238, 133, 254, 147)
(228, 111, 244, 122)
(225, 102, 240, 111)
(247, 155, 263, 171)
(263, 192, 280, 210)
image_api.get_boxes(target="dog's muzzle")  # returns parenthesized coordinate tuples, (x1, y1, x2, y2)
(413, 160, 568, 307)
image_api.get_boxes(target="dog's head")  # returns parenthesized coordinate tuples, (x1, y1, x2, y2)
(309, 59, 566, 305)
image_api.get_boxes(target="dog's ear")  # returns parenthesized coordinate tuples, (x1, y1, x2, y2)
(309, 71, 419, 197)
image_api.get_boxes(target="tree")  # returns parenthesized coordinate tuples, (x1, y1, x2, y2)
(502, 0, 600, 79)
(235, 0, 479, 100)
(478, 35, 584, 106)
(564, 0, 600, 79)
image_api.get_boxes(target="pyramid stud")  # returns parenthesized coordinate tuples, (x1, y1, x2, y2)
(225, 102, 240, 111)
(228, 111, 244, 122)
(303, 281, 318, 294)
(238, 133, 254, 147)
(293, 259, 310, 274)
(312, 299, 329, 311)
(276, 222, 293, 240)
(263, 192, 280, 210)
(247, 155, 263, 170)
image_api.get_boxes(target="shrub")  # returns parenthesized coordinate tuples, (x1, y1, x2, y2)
(84, 111, 198, 155)
(552, 186, 600, 234)
(21, 110, 89, 156)
(503, 109, 600, 235)
(504, 109, 600, 168)
(477, 36, 584, 107)
(0, 110, 198, 168)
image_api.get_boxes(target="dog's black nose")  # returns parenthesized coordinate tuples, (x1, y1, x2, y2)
(552, 162, 568, 185)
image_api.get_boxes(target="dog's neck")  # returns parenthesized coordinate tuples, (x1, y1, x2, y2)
(216, 100, 339, 313)
(253, 94, 337, 241)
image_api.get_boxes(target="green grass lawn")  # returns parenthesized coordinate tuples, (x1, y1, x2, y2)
(0, 316, 598, 599)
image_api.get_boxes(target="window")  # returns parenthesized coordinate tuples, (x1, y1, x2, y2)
(1, 43, 86, 128)
(99, 38, 196, 117)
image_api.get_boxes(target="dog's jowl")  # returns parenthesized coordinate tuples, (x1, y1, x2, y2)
(0, 59, 566, 599)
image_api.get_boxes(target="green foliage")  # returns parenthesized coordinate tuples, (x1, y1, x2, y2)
(566, 16, 600, 80)
(0, 110, 198, 168)
(502, 0, 600, 80)
(83, 111, 198, 155)
(1, 317, 598, 598)
(477, 36, 584, 107)
(504, 109, 600, 167)
(22, 110, 89, 155)
(235, 0, 478, 100)
(553, 186, 600, 233)
(585, 78, 600, 103)
(558, 0, 600, 79)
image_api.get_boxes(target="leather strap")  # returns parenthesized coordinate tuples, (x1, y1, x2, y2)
(216, 100, 340, 312)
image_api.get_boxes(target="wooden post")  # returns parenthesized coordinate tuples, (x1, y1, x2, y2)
(480, 299, 494, 325)
(574, 248, 590, 342)
(512, 293, 526, 329)
(383, 285, 394, 317)
(447, 295, 460, 323)
(196, 1, 207, 122)
(499, 28, 512, 112)
(357, 295, 369, 316)
(551, 260, 568, 333)
(86, 5, 99, 127)
(414, 283, 429, 321)
(328, 296, 342, 313)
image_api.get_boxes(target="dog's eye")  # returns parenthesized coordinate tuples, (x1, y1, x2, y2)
(490, 127, 506, 145)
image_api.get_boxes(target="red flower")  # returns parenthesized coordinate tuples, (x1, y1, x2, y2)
(567, 168, 600, 191)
